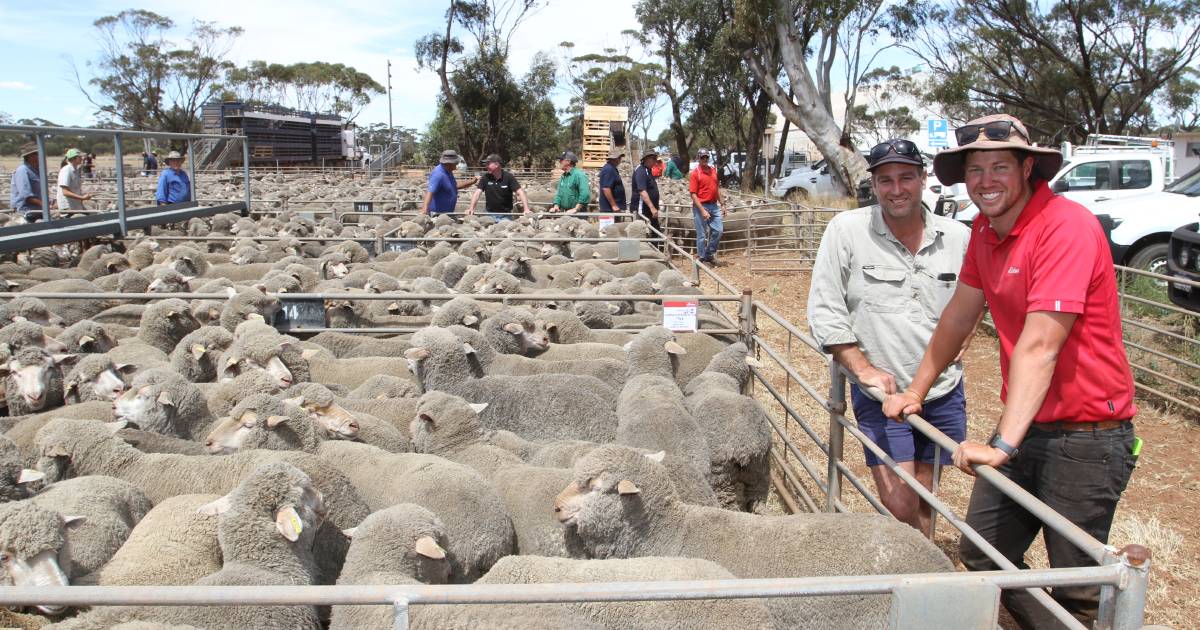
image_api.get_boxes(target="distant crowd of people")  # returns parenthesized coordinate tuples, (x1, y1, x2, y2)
(8, 145, 191, 222)
(419, 148, 724, 263)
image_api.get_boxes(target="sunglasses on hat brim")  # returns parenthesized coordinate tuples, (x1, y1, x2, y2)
(867, 139, 921, 166)
(954, 120, 1029, 146)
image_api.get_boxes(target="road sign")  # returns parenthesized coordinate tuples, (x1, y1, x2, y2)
(927, 119, 950, 148)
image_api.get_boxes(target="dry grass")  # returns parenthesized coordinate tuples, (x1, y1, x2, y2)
(690, 251, 1195, 628)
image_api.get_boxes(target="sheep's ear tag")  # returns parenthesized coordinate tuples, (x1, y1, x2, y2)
(104, 420, 128, 434)
(197, 495, 233, 516)
(266, 415, 289, 428)
(462, 342, 476, 355)
(617, 480, 641, 495)
(415, 536, 446, 559)
(276, 506, 304, 542)
(468, 403, 488, 414)
(156, 391, 175, 407)
(17, 469, 44, 484)
(644, 451, 666, 463)
(664, 341, 687, 355)
(191, 344, 207, 360)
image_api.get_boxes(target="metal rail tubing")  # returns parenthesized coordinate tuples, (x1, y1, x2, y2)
(1117, 264, 1200, 288)
(0, 566, 1123, 608)
(0, 124, 236, 141)
(1129, 380, 1200, 415)
(1123, 339, 1200, 371)
(1121, 293, 1200, 319)
(751, 338, 832, 412)
(1129, 361, 1200, 395)
(1121, 316, 1200, 347)
(767, 448, 820, 513)
(0, 292, 738, 303)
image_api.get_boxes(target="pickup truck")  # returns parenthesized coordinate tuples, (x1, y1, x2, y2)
(1095, 165, 1200, 274)
(1167, 222, 1200, 312)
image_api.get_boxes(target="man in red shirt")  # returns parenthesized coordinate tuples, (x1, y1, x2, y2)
(689, 150, 725, 264)
(883, 114, 1137, 629)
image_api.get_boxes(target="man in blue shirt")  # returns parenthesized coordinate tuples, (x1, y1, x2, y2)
(421, 149, 478, 215)
(630, 149, 661, 244)
(155, 151, 191, 205)
(598, 148, 627, 213)
(8, 144, 43, 222)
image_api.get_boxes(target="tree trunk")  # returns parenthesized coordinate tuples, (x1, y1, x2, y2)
(772, 117, 790, 179)
(438, 0, 475, 160)
(742, 90, 771, 192)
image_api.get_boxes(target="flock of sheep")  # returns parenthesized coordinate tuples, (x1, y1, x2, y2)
(0, 201, 952, 629)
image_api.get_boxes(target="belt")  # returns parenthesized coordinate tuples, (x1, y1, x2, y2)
(1030, 420, 1130, 433)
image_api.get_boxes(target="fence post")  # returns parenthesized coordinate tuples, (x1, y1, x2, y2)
(827, 361, 847, 513)
(242, 139, 251, 213)
(392, 597, 410, 630)
(186, 139, 197, 203)
(34, 133, 51, 222)
(739, 289, 755, 348)
(1098, 545, 1151, 630)
(113, 133, 128, 237)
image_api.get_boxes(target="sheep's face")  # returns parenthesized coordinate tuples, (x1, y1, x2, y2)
(204, 410, 283, 454)
(67, 363, 131, 403)
(112, 384, 173, 428)
(322, 259, 349, 279)
(494, 254, 530, 278)
(169, 255, 202, 277)
(409, 398, 487, 454)
(147, 273, 194, 293)
(70, 328, 118, 354)
(324, 301, 357, 328)
(0, 508, 81, 615)
(221, 352, 294, 389)
(498, 319, 549, 354)
(287, 398, 359, 440)
(1, 351, 73, 411)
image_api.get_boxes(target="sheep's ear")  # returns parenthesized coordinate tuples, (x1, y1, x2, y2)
(245, 312, 265, 322)
(77, 334, 95, 347)
(617, 479, 641, 495)
(744, 355, 762, 367)
(342, 527, 357, 539)
(52, 353, 80, 367)
(275, 505, 304, 542)
(664, 340, 687, 355)
(404, 348, 431, 360)
(266, 415, 290, 428)
(502, 322, 523, 334)
(62, 515, 87, 529)
(224, 287, 237, 298)
(114, 362, 136, 374)
(197, 495, 233, 516)
(281, 396, 305, 408)
(644, 451, 666, 463)
(16, 469, 44, 484)
(386, 302, 401, 313)
(607, 303, 622, 314)
(468, 403, 488, 414)
(300, 348, 321, 360)
(622, 341, 633, 352)
(461, 314, 478, 326)
(43, 443, 70, 457)
(104, 420, 128, 434)
(415, 536, 446, 559)
(191, 344, 207, 360)
(461, 342, 476, 355)
(156, 391, 174, 407)
(63, 380, 78, 396)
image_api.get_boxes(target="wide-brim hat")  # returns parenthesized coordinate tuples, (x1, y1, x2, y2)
(18, 143, 38, 158)
(933, 114, 1062, 185)
(65, 148, 83, 160)
(165, 151, 184, 161)
(439, 149, 461, 164)
(640, 150, 658, 161)
(607, 148, 625, 160)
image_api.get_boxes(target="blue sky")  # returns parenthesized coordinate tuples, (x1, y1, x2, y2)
(0, 1, 642, 131)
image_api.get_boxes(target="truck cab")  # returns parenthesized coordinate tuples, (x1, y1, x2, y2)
(1049, 153, 1170, 206)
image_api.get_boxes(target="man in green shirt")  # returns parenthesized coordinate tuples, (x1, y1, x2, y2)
(549, 151, 591, 213)
(664, 152, 685, 180)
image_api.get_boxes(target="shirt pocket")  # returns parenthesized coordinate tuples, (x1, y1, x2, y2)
(915, 271, 957, 319)
(860, 265, 908, 312)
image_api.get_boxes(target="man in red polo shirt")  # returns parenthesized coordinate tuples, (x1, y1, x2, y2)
(689, 149, 725, 264)
(883, 114, 1137, 629)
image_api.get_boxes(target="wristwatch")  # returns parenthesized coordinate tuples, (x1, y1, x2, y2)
(988, 434, 1019, 459)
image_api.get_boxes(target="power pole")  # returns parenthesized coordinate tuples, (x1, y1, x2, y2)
(387, 60, 394, 147)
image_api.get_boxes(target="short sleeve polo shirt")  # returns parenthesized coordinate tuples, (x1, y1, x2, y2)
(960, 181, 1136, 422)
(477, 169, 520, 212)
(427, 166, 458, 213)
(689, 164, 719, 203)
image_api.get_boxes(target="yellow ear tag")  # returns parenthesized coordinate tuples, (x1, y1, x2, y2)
(288, 511, 304, 535)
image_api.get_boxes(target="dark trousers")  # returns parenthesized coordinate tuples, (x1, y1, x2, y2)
(958, 422, 1136, 629)
(637, 204, 661, 250)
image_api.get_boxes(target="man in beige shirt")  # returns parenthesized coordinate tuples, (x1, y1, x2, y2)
(807, 139, 971, 534)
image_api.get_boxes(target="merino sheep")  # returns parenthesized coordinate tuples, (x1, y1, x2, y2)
(0, 501, 80, 614)
(56, 320, 119, 354)
(168, 327, 234, 383)
(330, 504, 452, 630)
(406, 327, 619, 443)
(684, 342, 772, 512)
(315, 440, 515, 582)
(284, 383, 409, 452)
(346, 374, 420, 400)
(205, 394, 323, 454)
(112, 369, 214, 440)
(81, 494, 222, 587)
(555, 446, 955, 629)
(2, 345, 77, 414)
(448, 325, 626, 385)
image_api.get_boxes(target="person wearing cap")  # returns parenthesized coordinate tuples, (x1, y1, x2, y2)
(466, 154, 530, 219)
(8, 143, 42, 221)
(664, 153, 685, 180)
(630, 149, 661, 241)
(882, 114, 1137, 629)
(688, 150, 724, 264)
(155, 151, 191, 205)
(548, 151, 590, 213)
(808, 139, 971, 535)
(597, 148, 627, 214)
(56, 148, 93, 213)
(421, 149, 478, 215)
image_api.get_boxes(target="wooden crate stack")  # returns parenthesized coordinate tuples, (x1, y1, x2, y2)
(580, 105, 628, 168)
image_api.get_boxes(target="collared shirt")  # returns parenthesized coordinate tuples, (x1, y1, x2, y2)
(427, 165, 458, 213)
(808, 205, 971, 400)
(477, 169, 521, 212)
(631, 164, 659, 212)
(9, 163, 39, 214)
(553, 167, 591, 210)
(665, 158, 685, 179)
(598, 162, 627, 212)
(689, 164, 719, 203)
(960, 181, 1136, 422)
(155, 168, 191, 204)
(57, 163, 83, 210)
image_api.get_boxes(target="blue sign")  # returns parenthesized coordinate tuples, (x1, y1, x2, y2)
(927, 119, 949, 148)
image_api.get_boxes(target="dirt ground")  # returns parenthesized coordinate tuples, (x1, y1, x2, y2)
(699, 253, 1195, 629)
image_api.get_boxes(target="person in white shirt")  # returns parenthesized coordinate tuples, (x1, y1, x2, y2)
(56, 148, 93, 213)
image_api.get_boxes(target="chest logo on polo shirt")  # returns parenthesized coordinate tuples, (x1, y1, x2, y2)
(1007, 266, 1020, 274)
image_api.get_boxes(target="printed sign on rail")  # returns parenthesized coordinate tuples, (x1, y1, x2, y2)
(662, 300, 698, 332)
(598, 215, 615, 230)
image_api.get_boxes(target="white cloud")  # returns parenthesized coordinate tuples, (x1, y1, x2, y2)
(0, 81, 32, 90)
